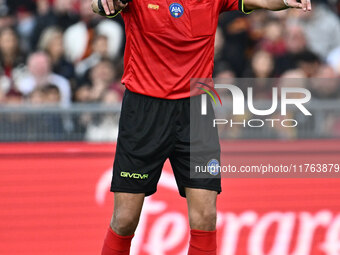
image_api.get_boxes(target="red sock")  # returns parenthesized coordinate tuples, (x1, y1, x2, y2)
(188, 229, 217, 255)
(101, 227, 134, 255)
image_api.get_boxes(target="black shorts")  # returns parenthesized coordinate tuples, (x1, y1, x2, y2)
(110, 89, 221, 197)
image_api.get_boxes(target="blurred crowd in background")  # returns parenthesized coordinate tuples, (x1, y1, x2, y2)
(0, 0, 126, 108)
(0, 0, 340, 107)
(0, 0, 339, 141)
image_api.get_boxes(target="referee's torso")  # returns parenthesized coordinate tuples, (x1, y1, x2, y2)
(120, 0, 242, 99)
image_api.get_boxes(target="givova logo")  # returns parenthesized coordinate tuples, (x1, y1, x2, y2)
(121, 172, 149, 179)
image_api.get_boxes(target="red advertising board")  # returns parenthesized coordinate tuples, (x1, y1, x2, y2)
(0, 140, 340, 255)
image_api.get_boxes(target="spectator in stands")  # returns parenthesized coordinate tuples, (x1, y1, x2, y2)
(276, 23, 307, 74)
(16, 52, 71, 106)
(12, 0, 37, 52)
(247, 10, 268, 43)
(28, 87, 44, 105)
(278, 68, 307, 92)
(91, 58, 124, 97)
(259, 18, 286, 57)
(213, 62, 236, 81)
(0, 0, 15, 29)
(218, 11, 250, 77)
(52, 0, 80, 30)
(246, 50, 275, 79)
(85, 90, 121, 142)
(28, 84, 63, 106)
(0, 27, 25, 102)
(63, 0, 123, 63)
(0, 89, 26, 141)
(244, 50, 276, 99)
(311, 65, 340, 99)
(270, 69, 308, 139)
(214, 26, 226, 69)
(326, 46, 340, 76)
(215, 68, 236, 80)
(31, 0, 79, 49)
(74, 85, 92, 103)
(290, 2, 340, 59)
(43, 84, 62, 105)
(0, 27, 25, 82)
(214, 27, 237, 82)
(295, 50, 321, 78)
(284, 24, 307, 54)
(27, 84, 65, 140)
(76, 34, 109, 79)
(38, 26, 75, 87)
(0, 74, 10, 102)
(75, 59, 123, 103)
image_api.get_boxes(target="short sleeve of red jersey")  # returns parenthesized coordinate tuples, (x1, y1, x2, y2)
(220, 0, 253, 14)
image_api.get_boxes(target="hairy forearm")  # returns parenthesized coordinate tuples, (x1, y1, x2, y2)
(260, 0, 288, 10)
(244, 0, 288, 11)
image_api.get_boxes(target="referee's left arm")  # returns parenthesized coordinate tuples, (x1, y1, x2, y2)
(243, 0, 312, 12)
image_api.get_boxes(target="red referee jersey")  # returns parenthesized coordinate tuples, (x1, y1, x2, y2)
(121, 0, 248, 99)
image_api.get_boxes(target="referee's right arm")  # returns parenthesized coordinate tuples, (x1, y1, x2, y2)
(91, 0, 128, 17)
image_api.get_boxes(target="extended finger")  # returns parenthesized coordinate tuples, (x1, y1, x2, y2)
(306, 0, 312, 11)
(107, 0, 115, 14)
(101, 0, 111, 15)
(301, 0, 308, 11)
(288, 0, 303, 9)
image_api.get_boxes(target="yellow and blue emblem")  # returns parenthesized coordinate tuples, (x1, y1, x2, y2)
(207, 159, 220, 176)
(169, 3, 184, 18)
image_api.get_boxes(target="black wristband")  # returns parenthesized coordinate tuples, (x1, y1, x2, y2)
(97, 0, 106, 15)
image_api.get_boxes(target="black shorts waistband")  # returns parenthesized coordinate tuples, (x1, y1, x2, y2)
(125, 88, 193, 103)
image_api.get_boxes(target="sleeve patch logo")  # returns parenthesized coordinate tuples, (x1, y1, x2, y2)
(169, 3, 184, 18)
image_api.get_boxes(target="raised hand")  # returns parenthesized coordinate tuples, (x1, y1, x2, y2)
(100, 0, 129, 16)
(285, 0, 312, 11)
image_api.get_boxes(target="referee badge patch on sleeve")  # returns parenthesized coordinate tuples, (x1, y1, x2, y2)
(169, 3, 184, 18)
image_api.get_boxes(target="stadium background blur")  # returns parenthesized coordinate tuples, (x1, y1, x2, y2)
(0, 0, 340, 141)
(1, 2, 340, 255)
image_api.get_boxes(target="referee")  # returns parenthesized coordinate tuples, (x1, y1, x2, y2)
(91, 0, 312, 254)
